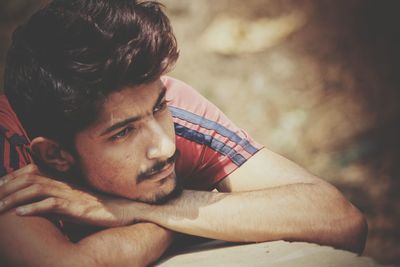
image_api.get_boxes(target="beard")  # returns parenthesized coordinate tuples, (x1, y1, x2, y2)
(47, 148, 183, 205)
(135, 149, 182, 204)
(138, 171, 183, 205)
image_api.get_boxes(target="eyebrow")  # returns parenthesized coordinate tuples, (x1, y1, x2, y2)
(100, 86, 167, 137)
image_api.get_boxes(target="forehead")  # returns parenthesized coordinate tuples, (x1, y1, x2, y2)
(94, 79, 163, 128)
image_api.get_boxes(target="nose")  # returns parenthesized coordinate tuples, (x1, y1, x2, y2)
(146, 119, 175, 160)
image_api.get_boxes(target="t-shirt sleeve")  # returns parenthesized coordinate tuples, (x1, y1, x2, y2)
(0, 96, 31, 177)
(0, 126, 31, 177)
(163, 77, 264, 190)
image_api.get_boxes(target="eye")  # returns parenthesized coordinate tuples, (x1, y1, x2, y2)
(153, 100, 168, 114)
(110, 127, 134, 141)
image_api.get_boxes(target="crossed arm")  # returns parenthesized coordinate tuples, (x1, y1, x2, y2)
(0, 148, 367, 266)
(0, 212, 172, 267)
(0, 169, 173, 267)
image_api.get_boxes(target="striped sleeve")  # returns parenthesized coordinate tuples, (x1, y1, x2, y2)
(0, 95, 32, 177)
(163, 77, 264, 190)
(0, 125, 30, 177)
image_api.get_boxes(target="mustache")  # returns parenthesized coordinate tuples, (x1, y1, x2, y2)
(137, 150, 179, 183)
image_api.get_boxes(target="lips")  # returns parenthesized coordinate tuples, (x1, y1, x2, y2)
(144, 163, 175, 182)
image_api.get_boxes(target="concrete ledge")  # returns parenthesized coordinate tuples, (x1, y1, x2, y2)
(154, 240, 393, 267)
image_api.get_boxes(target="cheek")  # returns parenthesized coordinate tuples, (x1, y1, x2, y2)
(75, 138, 143, 195)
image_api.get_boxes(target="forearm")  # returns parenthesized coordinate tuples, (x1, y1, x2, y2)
(0, 210, 172, 267)
(0, 165, 174, 267)
(0, 211, 94, 267)
(77, 222, 173, 267)
(132, 183, 366, 253)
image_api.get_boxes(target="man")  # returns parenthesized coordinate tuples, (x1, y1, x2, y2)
(0, 0, 367, 266)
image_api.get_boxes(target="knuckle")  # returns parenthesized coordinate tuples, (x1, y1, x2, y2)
(47, 197, 58, 206)
(8, 173, 16, 182)
(2, 198, 10, 206)
(31, 184, 44, 194)
(49, 198, 66, 209)
(27, 164, 39, 174)
(54, 199, 63, 208)
(21, 174, 35, 185)
(9, 171, 17, 180)
(5, 194, 17, 205)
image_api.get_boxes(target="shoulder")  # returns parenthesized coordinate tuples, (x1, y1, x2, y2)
(162, 76, 241, 134)
(162, 76, 206, 111)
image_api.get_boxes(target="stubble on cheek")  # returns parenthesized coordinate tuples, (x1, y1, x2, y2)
(75, 155, 137, 198)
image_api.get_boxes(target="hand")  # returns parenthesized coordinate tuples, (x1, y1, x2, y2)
(0, 164, 135, 227)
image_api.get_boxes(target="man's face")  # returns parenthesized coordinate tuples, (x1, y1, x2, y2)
(73, 79, 179, 204)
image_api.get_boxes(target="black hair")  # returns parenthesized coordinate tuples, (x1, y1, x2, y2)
(4, 0, 179, 149)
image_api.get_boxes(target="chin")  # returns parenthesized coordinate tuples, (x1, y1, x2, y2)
(141, 172, 182, 204)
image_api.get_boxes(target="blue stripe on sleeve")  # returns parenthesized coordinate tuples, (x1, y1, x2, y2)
(174, 123, 246, 166)
(169, 106, 258, 155)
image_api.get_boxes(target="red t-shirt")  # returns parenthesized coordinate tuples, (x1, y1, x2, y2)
(0, 77, 263, 190)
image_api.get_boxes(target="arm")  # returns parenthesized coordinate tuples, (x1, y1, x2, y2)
(0, 212, 172, 267)
(1, 150, 367, 255)
(77, 222, 173, 267)
(129, 148, 367, 254)
(0, 166, 173, 267)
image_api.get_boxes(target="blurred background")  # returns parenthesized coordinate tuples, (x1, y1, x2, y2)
(0, 0, 399, 265)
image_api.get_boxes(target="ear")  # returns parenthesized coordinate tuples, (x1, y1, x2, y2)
(30, 137, 75, 172)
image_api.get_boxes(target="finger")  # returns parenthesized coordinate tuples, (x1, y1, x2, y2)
(42, 178, 73, 191)
(0, 172, 51, 200)
(0, 174, 35, 200)
(16, 197, 70, 216)
(0, 183, 62, 213)
(0, 164, 40, 186)
(0, 172, 71, 200)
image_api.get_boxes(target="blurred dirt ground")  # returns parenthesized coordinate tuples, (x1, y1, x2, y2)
(1, 0, 399, 265)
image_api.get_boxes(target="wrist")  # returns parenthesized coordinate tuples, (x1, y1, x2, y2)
(116, 200, 154, 225)
(129, 201, 154, 222)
